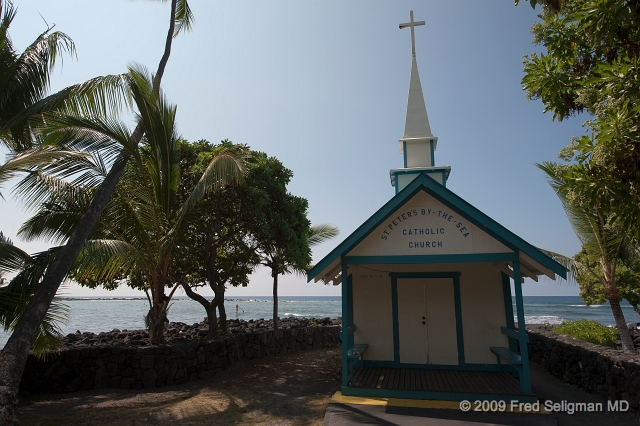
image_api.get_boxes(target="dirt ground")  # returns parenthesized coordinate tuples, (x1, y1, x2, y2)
(17, 349, 640, 426)
(18, 347, 341, 426)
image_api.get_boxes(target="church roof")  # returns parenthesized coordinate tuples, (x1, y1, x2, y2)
(307, 173, 567, 284)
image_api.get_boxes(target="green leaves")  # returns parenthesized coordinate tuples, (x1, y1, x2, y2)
(522, 52, 578, 120)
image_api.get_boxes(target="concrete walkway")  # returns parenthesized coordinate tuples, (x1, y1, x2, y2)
(323, 363, 640, 426)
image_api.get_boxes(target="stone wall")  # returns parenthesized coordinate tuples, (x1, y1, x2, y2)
(527, 325, 640, 407)
(20, 325, 340, 395)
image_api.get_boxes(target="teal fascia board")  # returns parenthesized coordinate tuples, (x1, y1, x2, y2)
(307, 173, 566, 282)
(345, 253, 517, 265)
(340, 386, 537, 403)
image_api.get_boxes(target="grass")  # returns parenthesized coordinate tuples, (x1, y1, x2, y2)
(553, 319, 618, 348)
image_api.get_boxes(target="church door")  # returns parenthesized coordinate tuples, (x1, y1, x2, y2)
(397, 278, 458, 365)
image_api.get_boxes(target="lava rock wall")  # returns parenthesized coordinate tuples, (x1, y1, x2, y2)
(20, 323, 340, 394)
(528, 325, 640, 408)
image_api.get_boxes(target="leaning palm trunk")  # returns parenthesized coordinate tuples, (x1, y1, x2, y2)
(602, 262, 635, 352)
(0, 2, 185, 424)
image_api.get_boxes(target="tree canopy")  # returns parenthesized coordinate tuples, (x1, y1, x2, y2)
(519, 0, 640, 351)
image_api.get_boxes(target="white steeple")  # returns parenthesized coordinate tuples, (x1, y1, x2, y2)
(391, 11, 450, 193)
(403, 56, 433, 140)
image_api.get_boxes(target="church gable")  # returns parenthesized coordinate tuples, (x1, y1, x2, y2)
(347, 191, 511, 257)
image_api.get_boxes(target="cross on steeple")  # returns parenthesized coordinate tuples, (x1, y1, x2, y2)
(399, 11, 425, 57)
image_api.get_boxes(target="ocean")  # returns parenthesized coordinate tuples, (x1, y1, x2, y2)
(0, 295, 637, 349)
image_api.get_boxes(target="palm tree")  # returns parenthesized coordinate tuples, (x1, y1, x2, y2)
(20, 65, 244, 344)
(0, 236, 69, 356)
(538, 161, 636, 352)
(0, 1, 192, 424)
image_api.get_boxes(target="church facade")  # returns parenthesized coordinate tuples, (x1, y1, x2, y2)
(307, 12, 566, 402)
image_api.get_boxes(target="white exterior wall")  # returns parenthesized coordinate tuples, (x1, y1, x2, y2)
(352, 274, 394, 361)
(349, 262, 509, 365)
(459, 264, 510, 363)
(405, 141, 432, 168)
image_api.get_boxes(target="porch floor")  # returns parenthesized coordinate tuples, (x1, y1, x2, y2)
(351, 367, 524, 396)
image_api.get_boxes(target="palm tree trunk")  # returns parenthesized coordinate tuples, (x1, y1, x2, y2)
(0, 2, 179, 424)
(610, 298, 635, 352)
(273, 270, 279, 332)
(603, 262, 635, 353)
(147, 301, 168, 344)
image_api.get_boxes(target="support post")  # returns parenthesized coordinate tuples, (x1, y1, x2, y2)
(513, 259, 532, 393)
(501, 272, 517, 353)
(340, 258, 352, 388)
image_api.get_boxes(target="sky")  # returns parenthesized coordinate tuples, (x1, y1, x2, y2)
(2, 0, 586, 297)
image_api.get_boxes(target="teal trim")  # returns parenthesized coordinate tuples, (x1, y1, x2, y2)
(501, 326, 527, 342)
(513, 259, 532, 394)
(430, 139, 435, 166)
(345, 253, 517, 265)
(394, 171, 399, 194)
(390, 272, 461, 279)
(342, 259, 353, 386)
(453, 275, 465, 365)
(341, 386, 537, 403)
(392, 169, 450, 176)
(307, 173, 566, 282)
(391, 277, 400, 362)
(362, 360, 517, 374)
(340, 260, 348, 388)
(501, 272, 517, 352)
(441, 170, 446, 187)
(403, 140, 408, 168)
(391, 273, 465, 367)
(347, 273, 354, 349)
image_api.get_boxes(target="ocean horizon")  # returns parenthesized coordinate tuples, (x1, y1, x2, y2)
(1, 295, 638, 349)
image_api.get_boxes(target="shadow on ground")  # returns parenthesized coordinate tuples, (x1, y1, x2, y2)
(18, 347, 341, 426)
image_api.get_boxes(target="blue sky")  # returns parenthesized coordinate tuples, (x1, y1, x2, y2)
(2, 1, 585, 297)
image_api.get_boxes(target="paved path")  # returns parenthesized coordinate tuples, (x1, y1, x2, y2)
(323, 363, 640, 426)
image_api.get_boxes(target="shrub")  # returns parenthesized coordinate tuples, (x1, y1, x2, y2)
(553, 319, 618, 348)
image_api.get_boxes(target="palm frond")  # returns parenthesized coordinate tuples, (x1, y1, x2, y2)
(0, 239, 29, 276)
(169, 151, 244, 244)
(308, 224, 339, 247)
(71, 239, 142, 283)
(173, 0, 194, 37)
(0, 146, 88, 196)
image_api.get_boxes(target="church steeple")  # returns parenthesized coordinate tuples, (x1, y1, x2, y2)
(391, 11, 450, 193)
(403, 55, 434, 142)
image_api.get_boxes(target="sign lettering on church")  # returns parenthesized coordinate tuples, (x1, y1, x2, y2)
(378, 206, 473, 253)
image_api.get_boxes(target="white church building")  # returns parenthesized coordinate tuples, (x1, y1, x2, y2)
(307, 12, 566, 402)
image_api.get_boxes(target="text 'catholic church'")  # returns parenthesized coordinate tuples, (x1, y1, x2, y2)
(308, 11, 566, 402)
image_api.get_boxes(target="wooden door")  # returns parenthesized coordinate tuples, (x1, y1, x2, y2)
(397, 278, 458, 365)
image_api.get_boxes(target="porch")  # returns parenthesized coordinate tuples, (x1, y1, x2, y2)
(343, 366, 535, 402)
